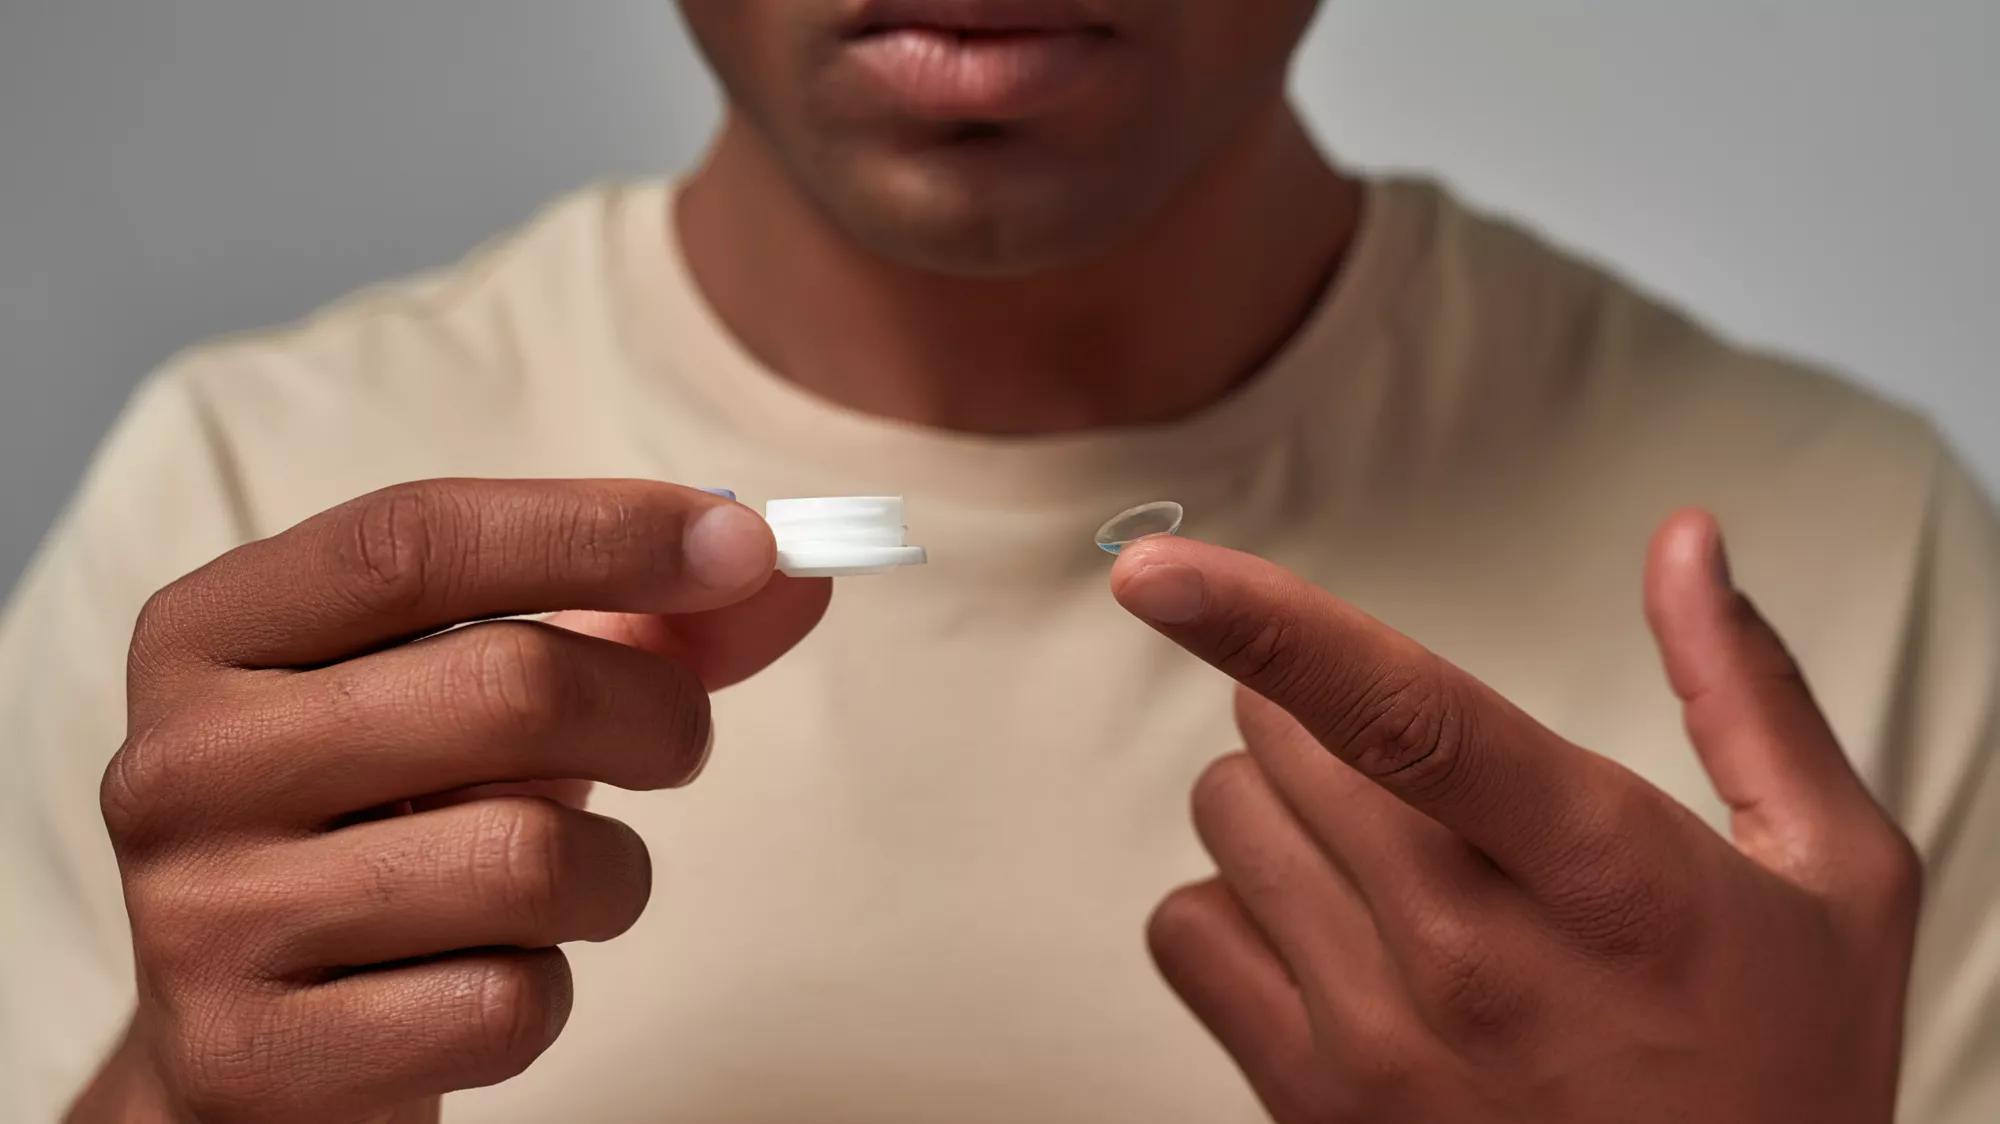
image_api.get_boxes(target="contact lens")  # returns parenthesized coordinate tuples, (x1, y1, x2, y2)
(1094, 501, 1185, 555)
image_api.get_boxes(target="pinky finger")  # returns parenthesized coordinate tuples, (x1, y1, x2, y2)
(287, 948, 574, 1115)
(1148, 880, 1324, 1119)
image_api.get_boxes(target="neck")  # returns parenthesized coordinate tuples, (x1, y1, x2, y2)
(676, 101, 1361, 436)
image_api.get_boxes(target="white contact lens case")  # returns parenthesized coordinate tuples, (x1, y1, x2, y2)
(767, 496, 928, 578)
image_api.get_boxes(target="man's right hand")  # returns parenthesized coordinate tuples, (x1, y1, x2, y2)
(71, 479, 831, 1123)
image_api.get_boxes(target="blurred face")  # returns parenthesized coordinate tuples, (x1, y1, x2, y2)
(678, 0, 1325, 277)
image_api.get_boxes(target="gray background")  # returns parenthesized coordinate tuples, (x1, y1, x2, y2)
(3, 1, 1995, 589)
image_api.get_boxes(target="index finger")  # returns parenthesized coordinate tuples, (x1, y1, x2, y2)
(139, 478, 777, 670)
(1112, 536, 1631, 891)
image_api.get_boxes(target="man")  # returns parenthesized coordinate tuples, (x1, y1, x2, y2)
(4, 1, 1995, 1120)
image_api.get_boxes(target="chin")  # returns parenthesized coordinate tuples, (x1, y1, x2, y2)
(811, 140, 1169, 279)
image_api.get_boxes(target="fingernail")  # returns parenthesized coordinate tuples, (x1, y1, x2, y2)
(683, 503, 770, 589)
(698, 487, 738, 501)
(1123, 563, 1207, 625)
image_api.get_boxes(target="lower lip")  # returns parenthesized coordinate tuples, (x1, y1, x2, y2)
(843, 27, 1112, 121)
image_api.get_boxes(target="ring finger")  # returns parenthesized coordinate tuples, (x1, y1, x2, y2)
(1189, 752, 1402, 1023)
(255, 796, 652, 975)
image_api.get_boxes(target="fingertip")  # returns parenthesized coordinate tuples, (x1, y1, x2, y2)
(681, 500, 778, 597)
(1655, 507, 1723, 577)
(1645, 508, 1729, 627)
(1112, 537, 1248, 627)
(1642, 509, 1864, 861)
(1112, 556, 1209, 626)
(1109, 533, 1184, 579)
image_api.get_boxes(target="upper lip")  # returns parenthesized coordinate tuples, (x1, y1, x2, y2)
(844, 0, 1114, 37)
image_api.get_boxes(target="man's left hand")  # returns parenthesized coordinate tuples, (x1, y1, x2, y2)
(1112, 509, 1920, 1124)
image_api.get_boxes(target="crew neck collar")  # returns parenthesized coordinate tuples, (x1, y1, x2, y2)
(612, 176, 1437, 508)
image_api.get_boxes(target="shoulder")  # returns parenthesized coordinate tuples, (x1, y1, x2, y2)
(1383, 177, 1950, 508)
(1372, 179, 1992, 763)
(167, 181, 658, 416)
(142, 181, 669, 527)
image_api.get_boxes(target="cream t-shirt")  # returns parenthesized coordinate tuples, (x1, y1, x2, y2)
(3, 179, 1995, 1123)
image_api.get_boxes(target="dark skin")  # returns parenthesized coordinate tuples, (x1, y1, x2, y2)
(674, 0, 1359, 434)
(73, 1, 1919, 1120)
(1115, 516, 1917, 1123)
(74, 483, 832, 1122)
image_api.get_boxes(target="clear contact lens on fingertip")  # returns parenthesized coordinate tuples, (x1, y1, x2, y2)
(1094, 500, 1185, 555)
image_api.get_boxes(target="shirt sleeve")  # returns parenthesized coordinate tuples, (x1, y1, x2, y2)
(0, 362, 257, 1121)
(1892, 442, 2000, 1124)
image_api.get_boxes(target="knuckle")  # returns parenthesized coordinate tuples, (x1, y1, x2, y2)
(1404, 901, 1534, 1043)
(1405, 895, 1479, 962)
(99, 732, 163, 846)
(169, 995, 299, 1120)
(1553, 873, 1674, 959)
(1542, 800, 1689, 961)
(337, 482, 469, 616)
(462, 953, 571, 1079)
(128, 580, 198, 680)
(1210, 613, 1307, 697)
(451, 623, 578, 740)
(126, 906, 184, 976)
(1325, 666, 1462, 794)
(127, 854, 281, 985)
(127, 875, 221, 980)
(1433, 948, 1530, 1043)
(549, 489, 656, 583)
(469, 798, 570, 932)
(1342, 1032, 1423, 1110)
(1573, 870, 1684, 962)
(99, 713, 219, 848)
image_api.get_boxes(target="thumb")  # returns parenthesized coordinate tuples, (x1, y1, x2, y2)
(1642, 508, 1884, 880)
(551, 572, 833, 691)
